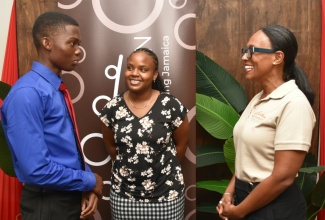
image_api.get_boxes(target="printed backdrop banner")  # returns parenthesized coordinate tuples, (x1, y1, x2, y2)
(58, 1, 196, 219)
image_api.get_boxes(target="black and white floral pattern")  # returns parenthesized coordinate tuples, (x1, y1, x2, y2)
(99, 92, 188, 202)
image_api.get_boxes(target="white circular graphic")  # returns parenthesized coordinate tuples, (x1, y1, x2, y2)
(102, 180, 111, 201)
(58, 0, 83, 9)
(174, 13, 196, 50)
(169, 0, 187, 9)
(62, 70, 85, 103)
(92, 0, 164, 33)
(185, 209, 196, 220)
(93, 95, 111, 115)
(185, 106, 196, 164)
(78, 46, 86, 63)
(185, 184, 196, 201)
(81, 133, 111, 166)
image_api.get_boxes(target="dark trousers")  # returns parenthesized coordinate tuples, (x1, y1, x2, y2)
(234, 178, 306, 220)
(21, 185, 82, 220)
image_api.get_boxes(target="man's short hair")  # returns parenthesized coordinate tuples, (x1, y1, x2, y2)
(32, 11, 79, 50)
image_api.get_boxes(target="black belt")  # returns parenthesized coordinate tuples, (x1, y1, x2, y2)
(23, 184, 80, 195)
(235, 177, 260, 193)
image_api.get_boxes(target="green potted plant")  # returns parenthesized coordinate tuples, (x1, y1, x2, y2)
(196, 50, 246, 215)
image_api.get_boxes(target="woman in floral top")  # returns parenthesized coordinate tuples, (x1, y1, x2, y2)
(99, 48, 189, 219)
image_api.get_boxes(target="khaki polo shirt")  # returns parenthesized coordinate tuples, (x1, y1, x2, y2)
(234, 80, 316, 182)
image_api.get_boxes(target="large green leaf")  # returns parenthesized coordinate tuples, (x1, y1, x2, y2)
(311, 173, 325, 208)
(196, 50, 247, 113)
(307, 205, 321, 220)
(196, 202, 218, 214)
(223, 138, 235, 174)
(0, 81, 11, 100)
(306, 173, 325, 219)
(196, 145, 225, 168)
(299, 167, 325, 173)
(0, 122, 15, 176)
(295, 153, 319, 198)
(196, 180, 230, 194)
(196, 93, 239, 139)
(0, 81, 16, 176)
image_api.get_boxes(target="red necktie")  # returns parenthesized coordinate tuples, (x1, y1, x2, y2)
(59, 83, 85, 170)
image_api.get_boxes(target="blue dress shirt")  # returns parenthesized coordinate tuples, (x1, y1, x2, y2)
(1, 62, 95, 191)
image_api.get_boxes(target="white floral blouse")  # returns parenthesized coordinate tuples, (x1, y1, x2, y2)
(99, 92, 188, 203)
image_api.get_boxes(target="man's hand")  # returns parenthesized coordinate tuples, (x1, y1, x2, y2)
(80, 191, 98, 219)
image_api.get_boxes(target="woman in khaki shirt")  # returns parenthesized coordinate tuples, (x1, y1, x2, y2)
(217, 25, 316, 220)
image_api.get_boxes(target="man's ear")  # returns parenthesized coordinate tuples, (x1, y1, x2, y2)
(273, 51, 284, 65)
(42, 37, 51, 50)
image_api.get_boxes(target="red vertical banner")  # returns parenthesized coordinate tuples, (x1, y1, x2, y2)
(0, 1, 22, 220)
(1, 0, 18, 85)
(319, 0, 325, 219)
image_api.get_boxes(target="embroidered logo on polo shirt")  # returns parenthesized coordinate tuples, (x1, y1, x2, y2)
(251, 111, 266, 122)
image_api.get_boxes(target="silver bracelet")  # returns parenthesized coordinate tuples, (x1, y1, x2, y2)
(223, 192, 233, 197)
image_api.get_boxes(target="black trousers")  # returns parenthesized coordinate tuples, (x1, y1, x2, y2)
(21, 185, 83, 220)
(234, 178, 306, 220)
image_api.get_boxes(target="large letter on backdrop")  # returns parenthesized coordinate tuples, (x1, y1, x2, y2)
(58, 1, 196, 219)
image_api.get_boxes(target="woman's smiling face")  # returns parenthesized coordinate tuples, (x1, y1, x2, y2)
(242, 30, 276, 82)
(125, 51, 158, 93)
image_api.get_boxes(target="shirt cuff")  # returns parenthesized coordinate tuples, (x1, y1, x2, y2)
(83, 171, 96, 191)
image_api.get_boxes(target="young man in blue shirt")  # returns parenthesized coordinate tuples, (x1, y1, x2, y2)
(1, 11, 103, 220)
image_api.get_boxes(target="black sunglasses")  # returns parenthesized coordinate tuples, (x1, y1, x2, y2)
(241, 47, 276, 59)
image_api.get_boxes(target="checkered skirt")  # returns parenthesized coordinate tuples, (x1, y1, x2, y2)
(110, 189, 185, 219)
